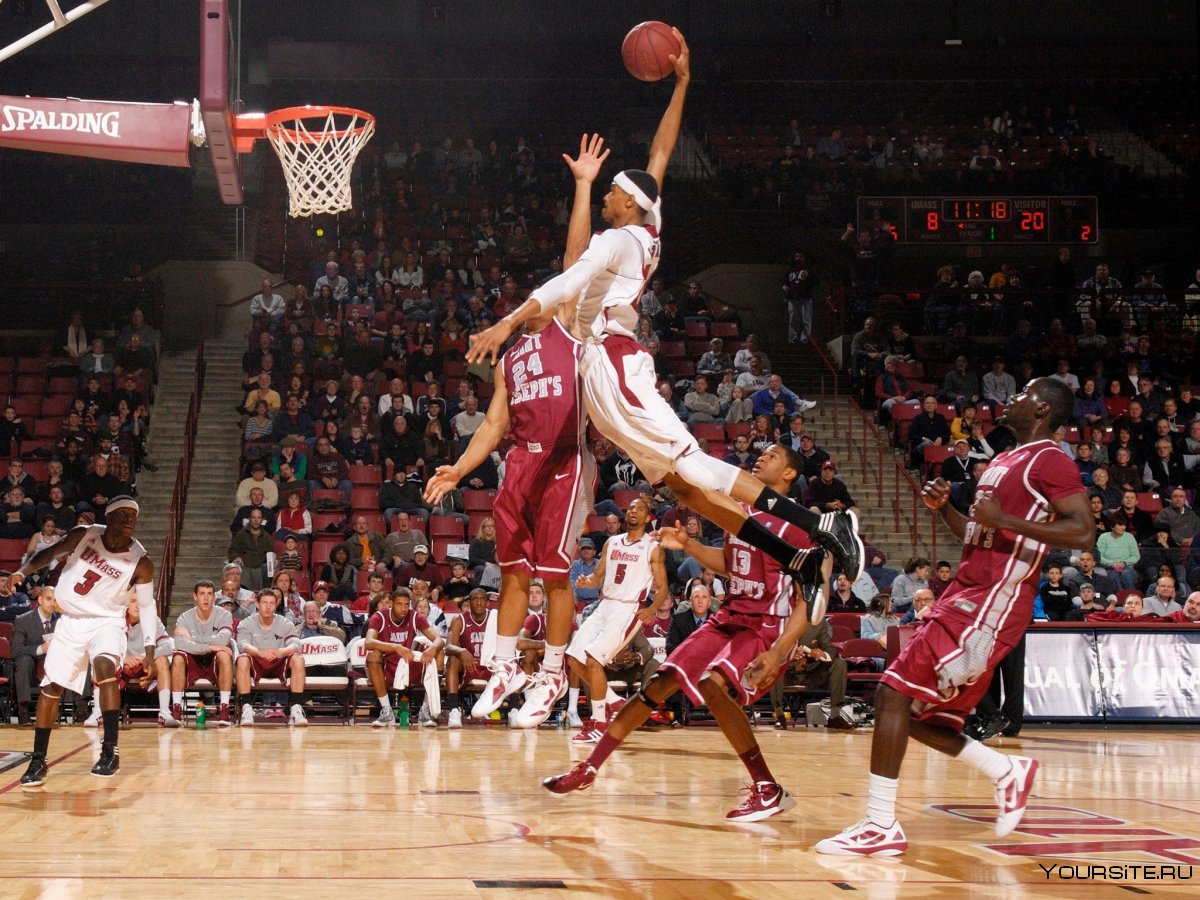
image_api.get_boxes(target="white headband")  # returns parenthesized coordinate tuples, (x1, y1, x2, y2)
(613, 171, 662, 230)
(106, 497, 140, 516)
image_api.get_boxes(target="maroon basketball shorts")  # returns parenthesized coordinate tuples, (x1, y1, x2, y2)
(174, 650, 224, 685)
(881, 612, 1023, 731)
(380, 650, 423, 688)
(248, 655, 291, 685)
(118, 661, 149, 690)
(494, 444, 594, 579)
(659, 610, 789, 706)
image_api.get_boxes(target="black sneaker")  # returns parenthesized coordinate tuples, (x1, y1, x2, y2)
(977, 716, 1010, 742)
(787, 548, 830, 623)
(814, 510, 864, 583)
(91, 745, 120, 778)
(20, 754, 48, 787)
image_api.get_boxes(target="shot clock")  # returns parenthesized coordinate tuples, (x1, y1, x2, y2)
(857, 196, 1098, 244)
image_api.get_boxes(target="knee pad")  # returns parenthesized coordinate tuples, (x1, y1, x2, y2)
(92, 676, 118, 686)
(634, 686, 656, 707)
(40, 687, 62, 700)
(674, 449, 739, 495)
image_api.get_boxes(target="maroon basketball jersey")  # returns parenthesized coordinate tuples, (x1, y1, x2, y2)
(522, 610, 546, 642)
(721, 505, 803, 618)
(367, 608, 430, 648)
(937, 439, 1082, 628)
(502, 317, 585, 447)
(642, 615, 670, 639)
(458, 610, 488, 658)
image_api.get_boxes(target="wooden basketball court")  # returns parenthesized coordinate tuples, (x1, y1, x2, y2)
(2, 724, 1197, 897)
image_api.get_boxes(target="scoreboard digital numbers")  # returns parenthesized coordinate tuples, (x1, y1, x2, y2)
(857, 196, 1099, 244)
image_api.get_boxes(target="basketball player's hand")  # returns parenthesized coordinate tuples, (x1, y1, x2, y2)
(921, 478, 951, 511)
(970, 493, 1007, 530)
(575, 573, 598, 589)
(419, 647, 437, 665)
(636, 605, 654, 625)
(564, 133, 611, 185)
(651, 526, 690, 551)
(743, 649, 780, 692)
(668, 27, 690, 82)
(467, 319, 516, 366)
(5, 571, 25, 594)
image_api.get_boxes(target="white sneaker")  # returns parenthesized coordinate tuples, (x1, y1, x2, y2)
(418, 703, 436, 728)
(371, 708, 395, 728)
(447, 708, 463, 729)
(288, 704, 308, 727)
(816, 818, 908, 857)
(240, 704, 255, 726)
(796, 399, 818, 413)
(994, 756, 1039, 837)
(512, 668, 568, 729)
(567, 710, 584, 728)
(471, 658, 528, 719)
(158, 712, 181, 728)
(83, 708, 101, 727)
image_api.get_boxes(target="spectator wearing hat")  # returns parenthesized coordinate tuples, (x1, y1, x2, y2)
(394, 545, 440, 591)
(569, 538, 600, 605)
(942, 439, 975, 483)
(805, 461, 857, 516)
(236, 461, 279, 509)
(312, 581, 356, 632)
(1066, 582, 1109, 620)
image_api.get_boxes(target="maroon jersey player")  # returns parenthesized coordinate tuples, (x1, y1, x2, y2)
(444, 589, 490, 728)
(425, 305, 594, 728)
(816, 378, 1092, 857)
(365, 586, 444, 727)
(544, 445, 831, 823)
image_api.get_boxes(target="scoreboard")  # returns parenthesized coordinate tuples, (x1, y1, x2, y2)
(856, 196, 1099, 244)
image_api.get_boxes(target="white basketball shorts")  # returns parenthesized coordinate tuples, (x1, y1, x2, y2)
(566, 600, 640, 668)
(42, 615, 128, 695)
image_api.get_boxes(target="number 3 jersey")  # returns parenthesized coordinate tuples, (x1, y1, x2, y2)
(56, 524, 148, 618)
(501, 317, 585, 449)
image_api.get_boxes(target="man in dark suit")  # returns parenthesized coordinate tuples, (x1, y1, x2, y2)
(666, 584, 712, 655)
(770, 618, 852, 729)
(12, 588, 59, 725)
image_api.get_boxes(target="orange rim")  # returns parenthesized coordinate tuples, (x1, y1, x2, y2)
(234, 105, 375, 147)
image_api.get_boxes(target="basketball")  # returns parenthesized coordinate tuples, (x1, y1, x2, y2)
(621, 21, 681, 82)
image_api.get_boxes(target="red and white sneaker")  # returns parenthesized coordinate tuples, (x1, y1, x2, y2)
(606, 697, 627, 721)
(994, 756, 1039, 837)
(816, 818, 908, 857)
(571, 718, 605, 744)
(543, 761, 597, 794)
(471, 658, 528, 719)
(217, 703, 232, 727)
(512, 668, 568, 729)
(726, 782, 797, 822)
(158, 712, 181, 728)
(172, 703, 185, 723)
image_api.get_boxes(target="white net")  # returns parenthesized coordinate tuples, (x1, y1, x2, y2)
(264, 106, 375, 217)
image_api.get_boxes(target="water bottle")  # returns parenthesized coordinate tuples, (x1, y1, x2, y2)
(556, 711, 565, 731)
(398, 697, 409, 728)
(195, 702, 206, 730)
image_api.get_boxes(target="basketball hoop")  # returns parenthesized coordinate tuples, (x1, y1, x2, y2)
(256, 105, 376, 217)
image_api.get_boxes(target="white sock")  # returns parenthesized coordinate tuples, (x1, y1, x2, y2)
(378, 695, 392, 713)
(604, 687, 621, 704)
(567, 687, 580, 713)
(959, 738, 1014, 781)
(158, 689, 171, 716)
(495, 634, 518, 661)
(866, 772, 899, 827)
(241, 702, 253, 713)
(544, 644, 566, 674)
(220, 691, 231, 705)
(592, 698, 607, 723)
(171, 691, 183, 707)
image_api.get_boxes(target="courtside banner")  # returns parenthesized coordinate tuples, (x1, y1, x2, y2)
(1098, 630, 1200, 721)
(1024, 630, 1101, 719)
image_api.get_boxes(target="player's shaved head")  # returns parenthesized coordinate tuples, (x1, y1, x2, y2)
(1033, 377, 1076, 432)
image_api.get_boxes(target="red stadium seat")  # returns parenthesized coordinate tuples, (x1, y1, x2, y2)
(467, 512, 492, 535)
(349, 465, 381, 486)
(350, 487, 378, 511)
(725, 422, 752, 439)
(462, 489, 497, 512)
(611, 489, 642, 510)
(668, 359, 694, 378)
(691, 422, 726, 443)
(1135, 492, 1163, 515)
(0, 538, 27, 561)
(10, 397, 39, 418)
(41, 395, 72, 417)
(31, 418, 59, 439)
(22, 459, 48, 483)
(431, 538, 458, 563)
(922, 444, 955, 478)
(885, 625, 916, 668)
(685, 321, 709, 339)
(827, 613, 863, 636)
(14, 375, 44, 395)
(831, 625, 854, 645)
(1116, 589, 1142, 609)
(842, 638, 886, 695)
(310, 489, 343, 504)
(429, 517, 465, 539)
(659, 341, 685, 358)
(585, 515, 607, 533)
(711, 322, 739, 339)
(311, 537, 343, 569)
(15, 356, 48, 374)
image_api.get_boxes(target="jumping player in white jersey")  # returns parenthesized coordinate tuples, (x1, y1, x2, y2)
(566, 497, 669, 744)
(9, 496, 155, 785)
(466, 31, 861, 602)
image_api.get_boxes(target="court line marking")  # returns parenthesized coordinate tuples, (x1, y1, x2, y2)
(0, 741, 91, 795)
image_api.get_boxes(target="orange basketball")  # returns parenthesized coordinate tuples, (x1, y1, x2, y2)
(621, 21, 681, 82)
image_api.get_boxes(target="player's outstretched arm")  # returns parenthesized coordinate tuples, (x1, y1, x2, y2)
(653, 525, 728, 576)
(131, 556, 159, 660)
(642, 545, 671, 624)
(424, 366, 509, 505)
(9, 525, 89, 590)
(645, 27, 690, 189)
(562, 133, 610, 268)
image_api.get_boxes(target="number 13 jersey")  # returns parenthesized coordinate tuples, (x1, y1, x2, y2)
(54, 524, 148, 618)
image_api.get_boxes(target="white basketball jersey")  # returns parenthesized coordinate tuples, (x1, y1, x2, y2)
(55, 525, 147, 618)
(576, 225, 661, 341)
(600, 533, 657, 605)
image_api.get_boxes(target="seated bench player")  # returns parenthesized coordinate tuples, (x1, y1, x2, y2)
(235, 590, 307, 726)
(444, 588, 490, 729)
(170, 578, 235, 726)
(518, 580, 549, 675)
(119, 591, 176, 727)
(365, 586, 444, 727)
